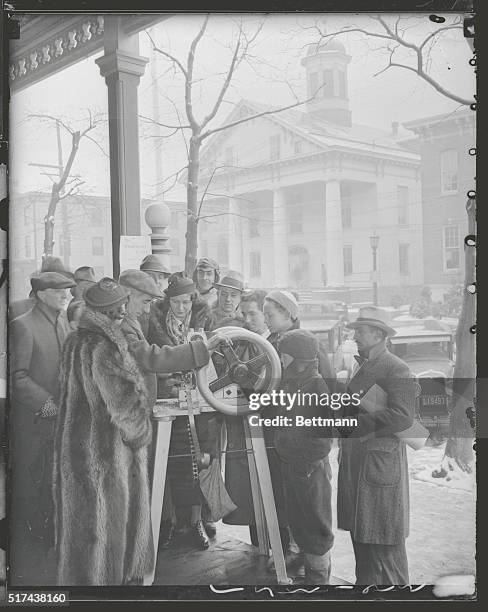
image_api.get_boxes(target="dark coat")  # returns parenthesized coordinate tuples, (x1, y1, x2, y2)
(54, 309, 154, 585)
(147, 297, 211, 347)
(10, 301, 71, 507)
(337, 341, 416, 545)
(9, 297, 35, 321)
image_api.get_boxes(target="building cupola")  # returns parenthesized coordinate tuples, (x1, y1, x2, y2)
(301, 39, 352, 127)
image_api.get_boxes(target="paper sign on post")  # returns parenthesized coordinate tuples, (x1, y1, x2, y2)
(119, 235, 151, 272)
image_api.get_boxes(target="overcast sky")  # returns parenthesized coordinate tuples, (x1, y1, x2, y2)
(10, 13, 475, 202)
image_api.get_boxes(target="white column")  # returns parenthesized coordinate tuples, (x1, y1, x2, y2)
(96, 16, 148, 277)
(272, 188, 288, 288)
(228, 197, 243, 272)
(325, 180, 344, 287)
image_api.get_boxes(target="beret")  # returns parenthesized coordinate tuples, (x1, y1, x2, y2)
(119, 269, 163, 299)
(84, 278, 129, 310)
(31, 271, 76, 292)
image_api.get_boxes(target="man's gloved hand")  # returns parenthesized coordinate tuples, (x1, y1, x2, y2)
(40, 396, 58, 419)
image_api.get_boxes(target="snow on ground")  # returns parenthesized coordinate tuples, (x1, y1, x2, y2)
(222, 441, 476, 585)
(408, 443, 475, 493)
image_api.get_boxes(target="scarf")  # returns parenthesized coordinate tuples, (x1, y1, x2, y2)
(165, 307, 192, 346)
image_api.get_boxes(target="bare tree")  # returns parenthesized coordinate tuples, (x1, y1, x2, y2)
(305, 14, 474, 106)
(27, 112, 105, 259)
(146, 16, 321, 274)
(307, 16, 476, 473)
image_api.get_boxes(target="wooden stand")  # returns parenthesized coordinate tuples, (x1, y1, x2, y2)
(144, 399, 290, 585)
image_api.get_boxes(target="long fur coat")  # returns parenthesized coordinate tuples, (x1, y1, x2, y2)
(53, 309, 154, 585)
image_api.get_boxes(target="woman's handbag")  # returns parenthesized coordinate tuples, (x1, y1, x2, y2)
(198, 458, 237, 522)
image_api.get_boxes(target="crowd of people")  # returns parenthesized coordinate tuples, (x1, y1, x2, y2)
(9, 253, 418, 587)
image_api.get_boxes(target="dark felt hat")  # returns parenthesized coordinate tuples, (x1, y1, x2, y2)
(346, 306, 397, 337)
(84, 278, 129, 310)
(31, 271, 76, 292)
(215, 270, 244, 292)
(140, 254, 171, 275)
(278, 329, 319, 360)
(119, 269, 163, 299)
(74, 266, 97, 284)
(166, 275, 196, 297)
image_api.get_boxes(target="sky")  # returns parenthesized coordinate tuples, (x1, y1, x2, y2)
(9, 13, 475, 202)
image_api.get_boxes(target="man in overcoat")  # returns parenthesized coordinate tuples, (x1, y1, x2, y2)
(10, 271, 76, 552)
(337, 306, 417, 585)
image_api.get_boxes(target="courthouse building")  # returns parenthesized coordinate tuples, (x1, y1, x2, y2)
(188, 41, 423, 300)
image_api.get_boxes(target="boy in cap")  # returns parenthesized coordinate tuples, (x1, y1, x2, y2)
(10, 271, 76, 570)
(337, 306, 416, 585)
(54, 277, 227, 585)
(192, 258, 220, 309)
(273, 328, 334, 584)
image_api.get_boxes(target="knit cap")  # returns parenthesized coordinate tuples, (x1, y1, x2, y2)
(278, 329, 319, 361)
(265, 290, 299, 320)
(166, 275, 196, 297)
(85, 278, 129, 310)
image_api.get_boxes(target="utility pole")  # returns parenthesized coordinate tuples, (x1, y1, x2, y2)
(56, 121, 71, 269)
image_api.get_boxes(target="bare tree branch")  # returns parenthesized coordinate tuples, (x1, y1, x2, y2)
(58, 181, 85, 201)
(139, 113, 191, 131)
(146, 29, 189, 79)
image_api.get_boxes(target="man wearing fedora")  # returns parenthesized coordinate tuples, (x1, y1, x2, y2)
(140, 254, 172, 293)
(208, 270, 245, 330)
(192, 258, 220, 309)
(10, 271, 76, 571)
(337, 306, 417, 585)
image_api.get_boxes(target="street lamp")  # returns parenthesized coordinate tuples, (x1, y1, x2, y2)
(370, 232, 380, 306)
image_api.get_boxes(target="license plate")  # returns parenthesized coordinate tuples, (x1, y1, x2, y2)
(421, 394, 448, 406)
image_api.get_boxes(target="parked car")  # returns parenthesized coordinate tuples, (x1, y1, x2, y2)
(301, 318, 345, 363)
(389, 323, 454, 435)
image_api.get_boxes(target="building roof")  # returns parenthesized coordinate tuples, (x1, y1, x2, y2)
(403, 107, 475, 134)
(199, 98, 419, 169)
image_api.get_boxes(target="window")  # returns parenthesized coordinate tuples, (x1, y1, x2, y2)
(92, 237, 104, 256)
(337, 71, 347, 98)
(289, 208, 303, 234)
(225, 146, 234, 167)
(170, 238, 180, 256)
(294, 141, 303, 155)
(309, 71, 319, 97)
(440, 149, 458, 194)
(399, 243, 410, 276)
(25, 235, 32, 258)
(171, 211, 179, 229)
(270, 135, 281, 161)
(322, 69, 334, 98)
(343, 245, 353, 276)
(341, 198, 351, 228)
(249, 217, 260, 238)
(23, 204, 31, 225)
(443, 226, 460, 271)
(398, 186, 409, 226)
(250, 251, 261, 277)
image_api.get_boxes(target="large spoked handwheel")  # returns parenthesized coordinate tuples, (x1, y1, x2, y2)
(195, 327, 282, 416)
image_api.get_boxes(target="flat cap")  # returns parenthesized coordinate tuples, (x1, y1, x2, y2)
(31, 271, 76, 292)
(140, 254, 171, 275)
(119, 269, 163, 299)
(85, 278, 129, 311)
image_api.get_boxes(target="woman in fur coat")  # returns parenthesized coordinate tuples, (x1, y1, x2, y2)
(54, 278, 219, 585)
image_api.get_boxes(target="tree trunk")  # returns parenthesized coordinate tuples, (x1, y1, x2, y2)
(432, 197, 476, 477)
(43, 183, 60, 258)
(184, 135, 201, 275)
